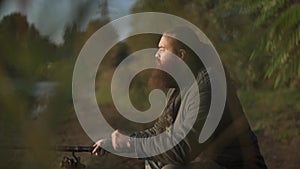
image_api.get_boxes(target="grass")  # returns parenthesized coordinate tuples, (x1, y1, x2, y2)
(238, 89, 300, 141)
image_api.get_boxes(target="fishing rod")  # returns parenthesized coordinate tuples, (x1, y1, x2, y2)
(55, 145, 98, 169)
(4, 145, 106, 169)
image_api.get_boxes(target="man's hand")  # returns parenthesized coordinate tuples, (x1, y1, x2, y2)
(92, 139, 110, 156)
(111, 129, 130, 151)
(92, 130, 132, 156)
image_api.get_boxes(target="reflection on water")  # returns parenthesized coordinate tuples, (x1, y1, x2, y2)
(31, 81, 58, 119)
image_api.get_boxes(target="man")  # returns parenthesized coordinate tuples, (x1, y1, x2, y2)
(93, 27, 268, 169)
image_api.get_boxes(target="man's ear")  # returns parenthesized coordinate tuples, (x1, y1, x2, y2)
(178, 49, 187, 60)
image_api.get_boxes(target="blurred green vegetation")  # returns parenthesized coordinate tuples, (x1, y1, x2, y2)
(239, 89, 300, 141)
(0, 0, 299, 169)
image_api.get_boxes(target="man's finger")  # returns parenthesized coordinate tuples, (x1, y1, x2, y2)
(92, 145, 99, 154)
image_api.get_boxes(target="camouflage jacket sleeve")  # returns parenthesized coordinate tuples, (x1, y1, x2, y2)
(131, 69, 211, 165)
(130, 87, 179, 138)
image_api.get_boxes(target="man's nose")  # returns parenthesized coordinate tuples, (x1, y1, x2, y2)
(155, 50, 160, 59)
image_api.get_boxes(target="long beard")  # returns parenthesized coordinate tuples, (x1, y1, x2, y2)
(147, 69, 176, 90)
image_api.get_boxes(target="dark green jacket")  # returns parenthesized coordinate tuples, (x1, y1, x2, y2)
(131, 69, 267, 169)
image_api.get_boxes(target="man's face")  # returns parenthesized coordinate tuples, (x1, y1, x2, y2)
(148, 35, 178, 89)
(155, 35, 178, 68)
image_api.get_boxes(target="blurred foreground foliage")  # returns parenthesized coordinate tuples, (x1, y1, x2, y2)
(0, 1, 299, 168)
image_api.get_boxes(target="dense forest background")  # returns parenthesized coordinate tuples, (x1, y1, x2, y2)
(0, 0, 299, 169)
